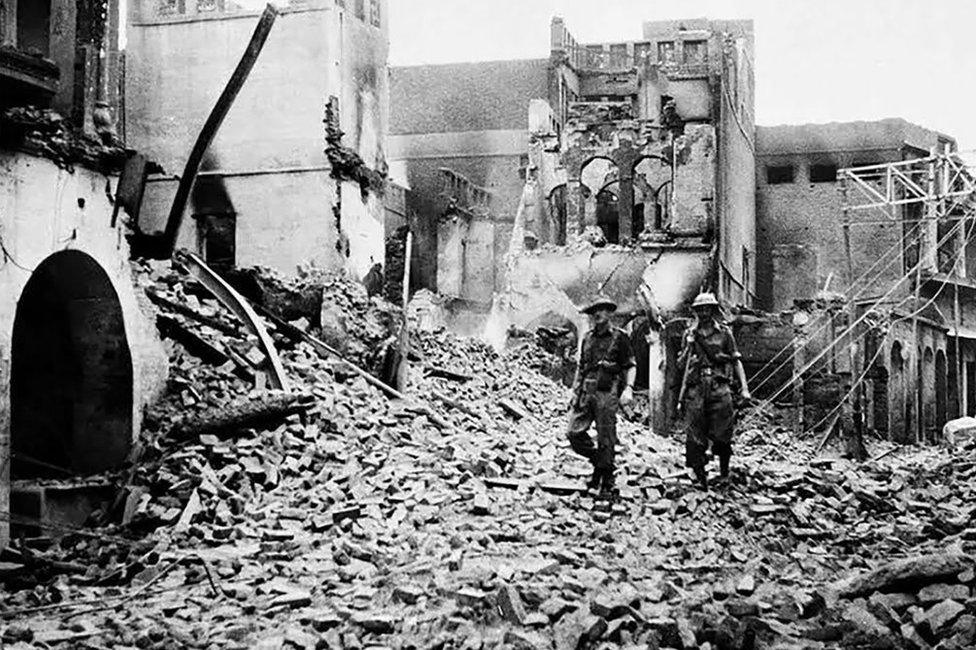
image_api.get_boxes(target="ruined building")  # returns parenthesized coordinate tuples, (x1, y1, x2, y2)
(0, 0, 168, 547)
(125, 0, 391, 278)
(730, 118, 976, 447)
(756, 119, 956, 311)
(392, 18, 756, 311)
(392, 17, 756, 427)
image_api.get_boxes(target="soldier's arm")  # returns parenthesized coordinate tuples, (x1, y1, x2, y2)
(617, 332, 638, 404)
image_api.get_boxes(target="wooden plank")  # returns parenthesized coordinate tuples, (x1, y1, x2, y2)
(396, 231, 413, 391)
(176, 252, 289, 391)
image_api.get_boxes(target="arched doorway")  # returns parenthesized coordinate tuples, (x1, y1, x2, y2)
(936, 350, 947, 432)
(547, 184, 567, 245)
(633, 156, 672, 234)
(11, 251, 133, 478)
(580, 157, 619, 241)
(596, 181, 621, 244)
(889, 341, 905, 441)
(923, 347, 935, 440)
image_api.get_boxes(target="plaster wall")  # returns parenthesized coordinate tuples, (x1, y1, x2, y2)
(755, 150, 904, 311)
(0, 152, 169, 547)
(671, 124, 716, 234)
(125, 2, 388, 276)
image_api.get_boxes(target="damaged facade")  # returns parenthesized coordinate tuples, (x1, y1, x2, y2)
(392, 15, 976, 444)
(392, 17, 757, 428)
(746, 120, 976, 445)
(0, 0, 168, 547)
(125, 0, 391, 279)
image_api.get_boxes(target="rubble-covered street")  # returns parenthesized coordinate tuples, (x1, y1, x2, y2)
(5, 1, 976, 648)
(3, 263, 976, 650)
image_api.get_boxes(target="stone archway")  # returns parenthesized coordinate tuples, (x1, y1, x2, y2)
(10, 250, 133, 478)
(633, 155, 672, 234)
(597, 180, 621, 244)
(580, 157, 619, 238)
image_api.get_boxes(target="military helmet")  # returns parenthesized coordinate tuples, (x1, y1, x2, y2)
(580, 295, 618, 314)
(691, 292, 720, 309)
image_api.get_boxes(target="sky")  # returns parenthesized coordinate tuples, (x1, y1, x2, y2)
(388, 0, 976, 150)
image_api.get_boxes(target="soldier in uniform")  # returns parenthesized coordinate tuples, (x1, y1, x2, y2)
(566, 296, 637, 499)
(678, 292, 751, 490)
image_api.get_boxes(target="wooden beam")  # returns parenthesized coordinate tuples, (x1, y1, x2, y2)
(161, 5, 278, 257)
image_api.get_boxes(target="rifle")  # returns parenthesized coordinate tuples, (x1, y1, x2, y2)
(676, 334, 694, 414)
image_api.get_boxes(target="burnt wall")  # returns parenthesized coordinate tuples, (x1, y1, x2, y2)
(755, 148, 905, 311)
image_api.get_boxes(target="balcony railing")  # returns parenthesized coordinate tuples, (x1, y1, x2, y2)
(564, 44, 710, 77)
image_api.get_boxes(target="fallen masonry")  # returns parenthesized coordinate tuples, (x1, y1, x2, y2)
(2, 261, 976, 648)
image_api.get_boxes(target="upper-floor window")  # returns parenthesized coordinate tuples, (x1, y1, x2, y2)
(657, 41, 676, 64)
(766, 165, 795, 185)
(197, 0, 224, 12)
(683, 40, 707, 64)
(809, 164, 838, 183)
(16, 0, 52, 56)
(157, 0, 185, 15)
(609, 43, 628, 67)
(634, 42, 652, 66)
(369, 0, 381, 27)
(354, 0, 365, 20)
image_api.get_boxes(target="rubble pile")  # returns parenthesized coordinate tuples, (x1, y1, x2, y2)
(503, 326, 577, 388)
(0, 106, 127, 172)
(4, 262, 976, 648)
(221, 264, 401, 371)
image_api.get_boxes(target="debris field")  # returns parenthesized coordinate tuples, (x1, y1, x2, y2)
(2, 261, 976, 650)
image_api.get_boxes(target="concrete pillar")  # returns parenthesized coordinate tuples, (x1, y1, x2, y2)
(613, 141, 637, 242)
(566, 178, 584, 239)
(49, 0, 78, 115)
(618, 175, 634, 242)
(583, 190, 597, 229)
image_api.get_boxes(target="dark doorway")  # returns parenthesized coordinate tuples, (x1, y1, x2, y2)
(923, 347, 935, 440)
(889, 341, 905, 441)
(936, 350, 947, 432)
(596, 187, 619, 243)
(196, 213, 237, 271)
(948, 344, 960, 421)
(967, 361, 976, 416)
(11, 251, 133, 478)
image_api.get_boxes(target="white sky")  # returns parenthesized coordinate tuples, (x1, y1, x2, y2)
(389, 0, 976, 150)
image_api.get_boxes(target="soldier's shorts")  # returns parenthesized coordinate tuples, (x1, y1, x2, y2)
(565, 391, 618, 470)
(683, 381, 735, 468)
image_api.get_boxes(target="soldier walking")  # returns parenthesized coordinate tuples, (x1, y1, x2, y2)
(678, 293, 751, 490)
(566, 296, 637, 500)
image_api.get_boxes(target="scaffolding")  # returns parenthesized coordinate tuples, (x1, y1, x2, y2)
(839, 151, 976, 442)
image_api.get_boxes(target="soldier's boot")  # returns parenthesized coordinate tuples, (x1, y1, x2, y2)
(692, 465, 708, 491)
(586, 465, 602, 492)
(598, 470, 618, 502)
(719, 454, 731, 479)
